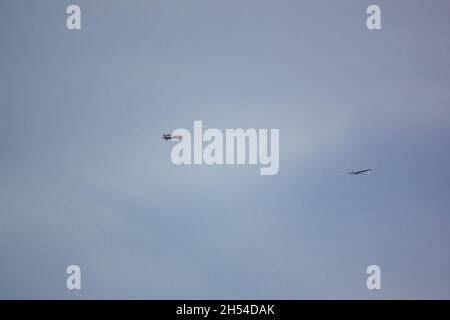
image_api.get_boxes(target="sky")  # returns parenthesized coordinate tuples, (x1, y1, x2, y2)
(1, 0, 450, 299)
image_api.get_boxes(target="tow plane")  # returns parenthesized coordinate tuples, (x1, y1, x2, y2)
(162, 133, 183, 141)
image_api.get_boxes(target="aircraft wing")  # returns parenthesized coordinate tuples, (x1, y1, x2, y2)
(355, 169, 371, 174)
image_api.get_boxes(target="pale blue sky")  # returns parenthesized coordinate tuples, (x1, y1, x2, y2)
(1, 0, 450, 299)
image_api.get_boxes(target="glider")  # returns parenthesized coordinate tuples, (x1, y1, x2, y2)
(348, 169, 372, 175)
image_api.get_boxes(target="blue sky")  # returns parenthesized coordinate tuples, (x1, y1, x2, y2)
(1, 0, 450, 299)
